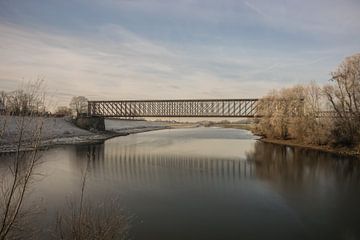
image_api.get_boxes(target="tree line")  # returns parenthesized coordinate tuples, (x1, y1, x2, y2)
(0, 80, 47, 116)
(0, 82, 88, 118)
(255, 53, 360, 148)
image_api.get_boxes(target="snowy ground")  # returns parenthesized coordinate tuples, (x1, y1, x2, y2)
(0, 116, 92, 144)
(0, 116, 168, 152)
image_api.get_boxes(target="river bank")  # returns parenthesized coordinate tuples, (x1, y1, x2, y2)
(259, 138, 360, 157)
(0, 117, 176, 153)
(207, 122, 360, 157)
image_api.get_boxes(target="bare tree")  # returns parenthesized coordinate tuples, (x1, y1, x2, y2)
(0, 92, 9, 139)
(0, 80, 46, 240)
(6, 80, 46, 116)
(255, 82, 332, 145)
(250, 54, 360, 148)
(301, 82, 333, 144)
(69, 96, 88, 117)
(0, 92, 7, 113)
(55, 157, 129, 240)
(324, 54, 360, 145)
(255, 86, 305, 139)
(324, 53, 360, 145)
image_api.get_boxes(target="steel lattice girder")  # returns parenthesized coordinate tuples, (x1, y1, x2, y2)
(88, 99, 260, 117)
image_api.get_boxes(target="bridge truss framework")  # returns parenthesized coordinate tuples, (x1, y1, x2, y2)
(88, 99, 259, 118)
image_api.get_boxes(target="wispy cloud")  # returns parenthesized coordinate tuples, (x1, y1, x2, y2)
(0, 0, 359, 107)
(241, 0, 360, 38)
(243, 1, 267, 18)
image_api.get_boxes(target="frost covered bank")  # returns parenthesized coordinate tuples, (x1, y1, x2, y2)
(0, 116, 168, 152)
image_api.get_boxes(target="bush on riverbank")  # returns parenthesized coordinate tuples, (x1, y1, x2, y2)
(254, 83, 332, 145)
(255, 53, 360, 151)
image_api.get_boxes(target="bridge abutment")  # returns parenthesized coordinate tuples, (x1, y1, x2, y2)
(75, 116, 105, 131)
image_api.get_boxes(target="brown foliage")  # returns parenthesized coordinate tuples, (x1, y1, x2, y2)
(324, 53, 360, 146)
(255, 82, 332, 145)
(256, 53, 360, 148)
(255, 85, 306, 140)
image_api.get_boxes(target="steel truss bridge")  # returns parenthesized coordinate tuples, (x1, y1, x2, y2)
(88, 99, 259, 118)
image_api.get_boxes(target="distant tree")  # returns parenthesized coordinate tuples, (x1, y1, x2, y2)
(0, 91, 7, 110)
(69, 96, 88, 116)
(324, 53, 360, 145)
(5, 80, 46, 116)
(54, 106, 72, 117)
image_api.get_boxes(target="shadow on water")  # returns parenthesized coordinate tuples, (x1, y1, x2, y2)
(1, 128, 360, 240)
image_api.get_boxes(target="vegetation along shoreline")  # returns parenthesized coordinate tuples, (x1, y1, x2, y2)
(258, 137, 360, 157)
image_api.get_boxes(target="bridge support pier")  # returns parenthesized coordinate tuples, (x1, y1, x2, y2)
(75, 116, 105, 131)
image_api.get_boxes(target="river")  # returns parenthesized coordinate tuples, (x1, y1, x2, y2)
(1, 127, 360, 239)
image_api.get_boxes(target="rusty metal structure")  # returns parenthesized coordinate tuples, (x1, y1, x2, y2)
(88, 99, 259, 118)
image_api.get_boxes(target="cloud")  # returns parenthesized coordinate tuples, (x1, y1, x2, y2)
(243, 1, 267, 18)
(0, 22, 183, 103)
(0, 0, 359, 109)
(0, 21, 344, 105)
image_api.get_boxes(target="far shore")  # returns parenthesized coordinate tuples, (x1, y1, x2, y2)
(1, 116, 358, 157)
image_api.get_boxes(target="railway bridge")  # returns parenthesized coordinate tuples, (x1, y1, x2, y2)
(87, 99, 260, 118)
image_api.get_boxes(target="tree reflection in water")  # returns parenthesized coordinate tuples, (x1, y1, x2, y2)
(246, 141, 360, 186)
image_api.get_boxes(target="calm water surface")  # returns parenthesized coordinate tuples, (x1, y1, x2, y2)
(1, 127, 360, 240)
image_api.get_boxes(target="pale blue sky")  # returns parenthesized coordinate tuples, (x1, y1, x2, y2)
(0, 0, 359, 106)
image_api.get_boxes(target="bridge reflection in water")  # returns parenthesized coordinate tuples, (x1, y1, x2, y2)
(73, 141, 360, 189)
(75, 143, 256, 186)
